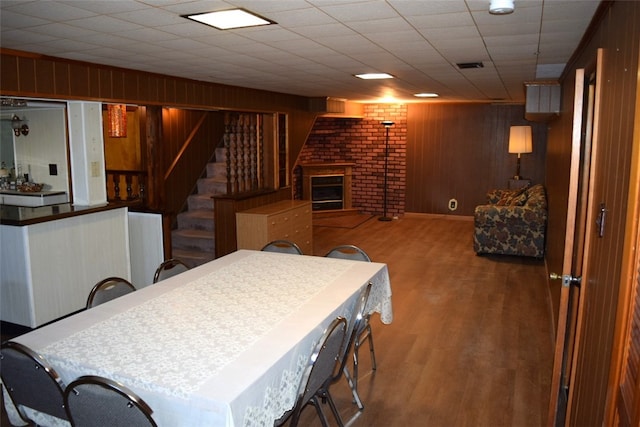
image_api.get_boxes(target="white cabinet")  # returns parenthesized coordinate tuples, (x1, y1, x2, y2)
(1, 207, 131, 327)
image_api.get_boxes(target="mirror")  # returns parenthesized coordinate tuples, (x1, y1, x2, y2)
(0, 99, 69, 196)
(0, 118, 15, 175)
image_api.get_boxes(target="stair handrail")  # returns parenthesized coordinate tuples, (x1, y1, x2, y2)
(164, 113, 208, 181)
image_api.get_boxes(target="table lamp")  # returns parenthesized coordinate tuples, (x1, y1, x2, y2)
(508, 125, 532, 180)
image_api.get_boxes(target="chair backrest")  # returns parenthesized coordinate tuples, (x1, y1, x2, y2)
(86, 277, 135, 309)
(152, 258, 189, 283)
(64, 375, 157, 427)
(261, 239, 303, 255)
(0, 341, 68, 421)
(325, 244, 371, 262)
(335, 282, 373, 379)
(289, 317, 347, 423)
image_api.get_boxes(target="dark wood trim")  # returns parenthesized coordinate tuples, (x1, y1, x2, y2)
(0, 201, 137, 226)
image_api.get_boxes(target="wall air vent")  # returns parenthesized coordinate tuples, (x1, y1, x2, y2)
(309, 97, 345, 114)
(308, 97, 363, 118)
(456, 62, 484, 69)
(524, 81, 561, 122)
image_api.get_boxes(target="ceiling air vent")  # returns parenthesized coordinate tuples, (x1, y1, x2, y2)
(456, 62, 484, 69)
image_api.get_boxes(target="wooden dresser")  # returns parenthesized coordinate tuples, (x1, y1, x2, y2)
(236, 200, 313, 254)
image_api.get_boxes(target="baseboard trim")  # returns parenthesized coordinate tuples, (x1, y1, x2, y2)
(403, 212, 473, 221)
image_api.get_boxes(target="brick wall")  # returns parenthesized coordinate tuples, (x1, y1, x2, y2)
(296, 104, 407, 217)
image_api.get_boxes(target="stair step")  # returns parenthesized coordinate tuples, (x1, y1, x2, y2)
(172, 229, 215, 252)
(197, 178, 227, 194)
(177, 209, 215, 231)
(188, 194, 214, 211)
(215, 147, 227, 162)
(206, 162, 227, 179)
(171, 148, 228, 266)
(172, 248, 215, 268)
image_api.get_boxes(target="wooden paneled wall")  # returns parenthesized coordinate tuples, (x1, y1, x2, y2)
(0, 48, 318, 184)
(0, 49, 309, 112)
(544, 1, 640, 424)
(406, 103, 547, 216)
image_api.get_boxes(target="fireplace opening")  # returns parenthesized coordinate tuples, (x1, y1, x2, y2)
(301, 163, 353, 212)
(311, 175, 344, 211)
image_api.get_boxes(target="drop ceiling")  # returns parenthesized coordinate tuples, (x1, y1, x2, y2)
(0, 0, 601, 103)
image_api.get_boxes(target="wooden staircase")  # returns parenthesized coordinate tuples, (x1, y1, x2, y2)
(172, 147, 227, 268)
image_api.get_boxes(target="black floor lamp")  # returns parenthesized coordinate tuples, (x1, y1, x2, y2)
(379, 120, 394, 221)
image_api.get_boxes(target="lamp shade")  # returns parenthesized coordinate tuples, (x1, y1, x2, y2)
(508, 126, 533, 154)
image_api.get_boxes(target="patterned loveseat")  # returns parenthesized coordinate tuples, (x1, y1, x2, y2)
(473, 184, 547, 258)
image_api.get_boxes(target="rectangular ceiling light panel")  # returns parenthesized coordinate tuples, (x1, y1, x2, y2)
(355, 73, 394, 80)
(184, 9, 275, 30)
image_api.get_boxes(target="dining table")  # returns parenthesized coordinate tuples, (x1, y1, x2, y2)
(4, 249, 393, 427)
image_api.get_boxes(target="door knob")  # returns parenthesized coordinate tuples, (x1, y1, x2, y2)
(549, 273, 582, 288)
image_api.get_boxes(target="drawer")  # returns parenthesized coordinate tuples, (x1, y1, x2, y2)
(268, 212, 291, 226)
(268, 219, 291, 237)
(236, 200, 313, 252)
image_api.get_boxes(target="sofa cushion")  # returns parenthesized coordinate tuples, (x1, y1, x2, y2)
(495, 187, 528, 206)
(509, 191, 528, 206)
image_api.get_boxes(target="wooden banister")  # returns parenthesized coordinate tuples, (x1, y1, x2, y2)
(106, 169, 147, 202)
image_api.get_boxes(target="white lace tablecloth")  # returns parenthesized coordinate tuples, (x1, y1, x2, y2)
(10, 250, 392, 427)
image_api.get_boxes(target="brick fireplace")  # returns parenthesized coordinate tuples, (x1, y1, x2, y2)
(296, 104, 407, 217)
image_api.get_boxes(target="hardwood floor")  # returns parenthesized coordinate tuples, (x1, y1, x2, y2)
(1, 214, 553, 427)
(304, 214, 553, 427)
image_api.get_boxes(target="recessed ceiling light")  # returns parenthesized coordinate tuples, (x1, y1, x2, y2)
(183, 9, 275, 30)
(414, 93, 439, 98)
(355, 73, 394, 80)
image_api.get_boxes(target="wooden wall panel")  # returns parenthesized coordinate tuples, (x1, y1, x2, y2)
(87, 68, 100, 99)
(35, 58, 55, 95)
(406, 103, 547, 216)
(17, 56, 36, 94)
(122, 72, 139, 101)
(97, 68, 110, 99)
(53, 62, 69, 96)
(69, 62, 89, 97)
(0, 53, 18, 89)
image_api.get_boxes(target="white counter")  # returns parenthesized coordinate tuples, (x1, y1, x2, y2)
(0, 190, 68, 207)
